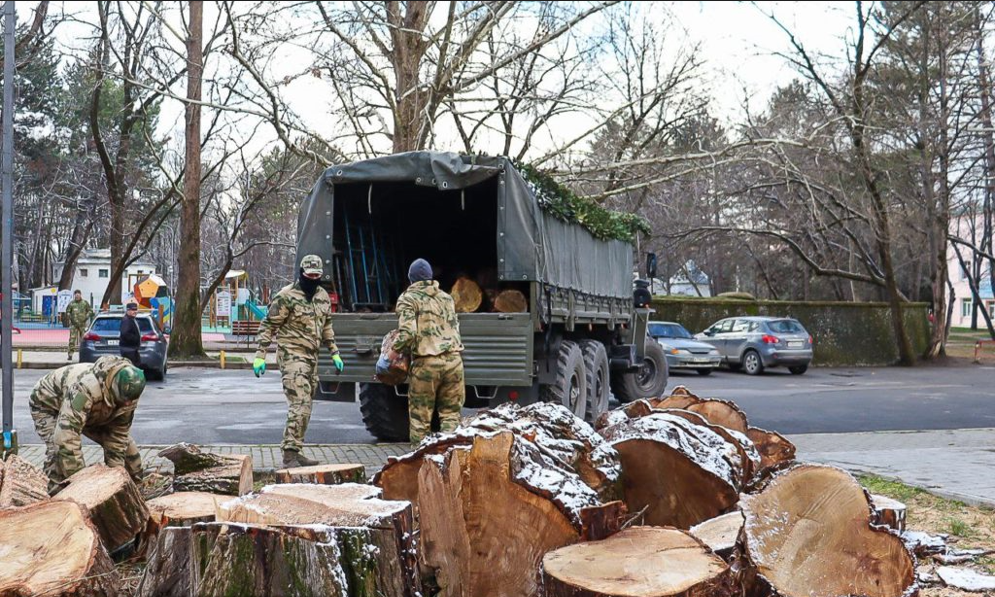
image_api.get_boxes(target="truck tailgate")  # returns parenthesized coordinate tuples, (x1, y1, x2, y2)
(318, 312, 533, 386)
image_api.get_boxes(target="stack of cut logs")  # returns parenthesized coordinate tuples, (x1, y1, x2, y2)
(0, 387, 926, 596)
(451, 276, 527, 313)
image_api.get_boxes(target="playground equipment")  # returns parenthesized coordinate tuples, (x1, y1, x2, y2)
(245, 299, 267, 320)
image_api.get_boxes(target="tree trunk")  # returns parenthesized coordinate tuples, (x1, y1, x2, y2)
(869, 493, 907, 533)
(0, 453, 48, 507)
(493, 289, 528, 313)
(542, 527, 737, 597)
(689, 510, 745, 560)
(170, 0, 205, 357)
(0, 501, 121, 596)
(387, 1, 432, 152)
(158, 443, 253, 496)
(741, 464, 916, 597)
(136, 526, 196, 597)
(450, 276, 483, 313)
(273, 463, 366, 485)
(53, 464, 150, 553)
(57, 206, 95, 291)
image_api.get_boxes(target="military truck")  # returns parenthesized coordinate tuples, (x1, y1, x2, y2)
(295, 152, 668, 441)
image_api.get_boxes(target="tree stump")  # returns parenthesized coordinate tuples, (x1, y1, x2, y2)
(451, 277, 483, 313)
(0, 500, 121, 596)
(741, 464, 916, 597)
(689, 510, 744, 560)
(541, 527, 736, 597)
(599, 412, 741, 529)
(493, 289, 527, 313)
(147, 491, 229, 529)
(0, 453, 49, 507)
(158, 443, 253, 495)
(136, 526, 197, 597)
(54, 464, 150, 553)
(274, 463, 366, 485)
(869, 493, 907, 533)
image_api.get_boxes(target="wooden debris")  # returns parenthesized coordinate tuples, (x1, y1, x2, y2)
(493, 288, 527, 313)
(54, 464, 150, 553)
(158, 443, 252, 496)
(541, 527, 736, 597)
(0, 453, 49, 507)
(137, 472, 173, 501)
(451, 276, 483, 313)
(936, 566, 995, 592)
(689, 510, 744, 559)
(0, 500, 121, 596)
(273, 463, 366, 485)
(870, 492, 908, 533)
(741, 464, 916, 597)
(903, 530, 949, 557)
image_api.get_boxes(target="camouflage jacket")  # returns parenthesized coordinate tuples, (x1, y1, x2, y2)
(66, 299, 93, 329)
(254, 282, 338, 361)
(31, 356, 141, 483)
(393, 281, 464, 358)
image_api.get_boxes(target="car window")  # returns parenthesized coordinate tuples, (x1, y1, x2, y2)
(731, 319, 751, 333)
(91, 317, 154, 333)
(712, 319, 734, 334)
(650, 323, 692, 339)
(767, 319, 804, 333)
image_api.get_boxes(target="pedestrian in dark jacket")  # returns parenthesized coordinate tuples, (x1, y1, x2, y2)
(119, 303, 141, 367)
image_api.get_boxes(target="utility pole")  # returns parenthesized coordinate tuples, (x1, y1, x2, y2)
(1, 0, 16, 459)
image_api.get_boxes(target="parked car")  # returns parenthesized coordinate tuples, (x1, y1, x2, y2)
(80, 312, 169, 381)
(695, 316, 813, 375)
(648, 321, 721, 375)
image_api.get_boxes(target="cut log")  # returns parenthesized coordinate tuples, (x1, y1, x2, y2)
(158, 443, 253, 496)
(745, 427, 796, 473)
(416, 432, 625, 597)
(599, 412, 741, 529)
(0, 453, 49, 507)
(741, 464, 917, 597)
(493, 288, 527, 313)
(54, 464, 150, 553)
(870, 493, 908, 533)
(0, 500, 121, 596)
(657, 408, 760, 484)
(542, 527, 736, 597)
(217, 483, 420, 596)
(374, 434, 469, 515)
(689, 510, 744, 559)
(451, 276, 483, 313)
(147, 491, 229, 529)
(273, 463, 366, 485)
(136, 526, 196, 597)
(137, 472, 173, 501)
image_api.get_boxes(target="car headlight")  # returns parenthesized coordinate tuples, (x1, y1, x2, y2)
(709, 349, 720, 356)
(670, 348, 691, 355)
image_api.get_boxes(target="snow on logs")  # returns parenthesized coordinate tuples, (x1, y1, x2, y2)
(157, 443, 253, 496)
(273, 463, 366, 485)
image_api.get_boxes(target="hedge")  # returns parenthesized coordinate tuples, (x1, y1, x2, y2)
(650, 297, 931, 367)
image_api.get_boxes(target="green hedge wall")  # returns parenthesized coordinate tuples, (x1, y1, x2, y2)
(650, 297, 931, 367)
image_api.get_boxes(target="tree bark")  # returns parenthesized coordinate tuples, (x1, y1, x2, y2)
(387, 1, 432, 152)
(158, 443, 253, 496)
(542, 527, 737, 597)
(273, 463, 366, 485)
(0, 501, 121, 596)
(869, 493, 908, 533)
(53, 464, 150, 553)
(0, 453, 48, 507)
(170, 0, 205, 357)
(136, 526, 196, 597)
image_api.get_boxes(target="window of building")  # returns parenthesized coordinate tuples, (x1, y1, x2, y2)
(79, 269, 88, 278)
(136, 270, 143, 275)
(962, 298, 973, 318)
(99, 269, 109, 278)
(961, 260, 973, 281)
(988, 300, 995, 317)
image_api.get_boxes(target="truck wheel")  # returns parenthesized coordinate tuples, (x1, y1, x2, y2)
(541, 340, 587, 419)
(359, 383, 411, 442)
(611, 340, 669, 403)
(580, 340, 610, 422)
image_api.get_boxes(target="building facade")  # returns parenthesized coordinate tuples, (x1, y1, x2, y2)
(51, 249, 157, 309)
(948, 216, 994, 328)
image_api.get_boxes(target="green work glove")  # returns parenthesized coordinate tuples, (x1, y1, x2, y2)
(253, 357, 267, 377)
(332, 354, 344, 373)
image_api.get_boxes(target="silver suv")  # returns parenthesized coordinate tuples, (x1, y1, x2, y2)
(695, 316, 813, 375)
(79, 313, 169, 381)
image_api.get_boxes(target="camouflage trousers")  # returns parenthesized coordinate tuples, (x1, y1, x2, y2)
(68, 325, 87, 357)
(408, 352, 465, 443)
(278, 351, 317, 452)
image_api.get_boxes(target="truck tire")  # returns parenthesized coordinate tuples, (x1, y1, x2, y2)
(611, 340, 669, 403)
(359, 383, 411, 442)
(541, 340, 587, 419)
(580, 340, 610, 422)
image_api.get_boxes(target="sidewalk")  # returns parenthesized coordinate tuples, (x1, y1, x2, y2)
(15, 428, 995, 505)
(6, 349, 270, 369)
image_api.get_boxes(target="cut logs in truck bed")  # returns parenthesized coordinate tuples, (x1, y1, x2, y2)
(158, 443, 253, 496)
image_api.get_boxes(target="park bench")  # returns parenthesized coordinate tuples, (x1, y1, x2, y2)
(231, 320, 261, 347)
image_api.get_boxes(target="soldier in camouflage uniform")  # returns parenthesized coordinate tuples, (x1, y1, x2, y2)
(254, 254, 343, 467)
(65, 290, 94, 361)
(29, 355, 147, 493)
(391, 258, 465, 443)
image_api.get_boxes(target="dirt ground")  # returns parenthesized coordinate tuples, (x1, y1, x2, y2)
(861, 475, 995, 596)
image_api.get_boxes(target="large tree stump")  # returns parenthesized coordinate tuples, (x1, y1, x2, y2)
(542, 527, 736, 597)
(158, 443, 252, 496)
(0, 453, 49, 507)
(493, 289, 527, 313)
(689, 510, 744, 560)
(0, 500, 121, 596)
(599, 412, 741, 529)
(451, 276, 483, 313)
(54, 464, 150, 553)
(136, 526, 195, 597)
(147, 491, 229, 529)
(741, 464, 917, 597)
(416, 432, 625, 597)
(274, 463, 366, 485)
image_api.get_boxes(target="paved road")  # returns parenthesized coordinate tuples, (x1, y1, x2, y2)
(5, 363, 995, 445)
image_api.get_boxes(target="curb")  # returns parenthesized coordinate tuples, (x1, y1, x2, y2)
(16, 360, 257, 370)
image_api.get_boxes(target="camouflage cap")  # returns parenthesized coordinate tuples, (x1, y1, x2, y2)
(114, 366, 146, 402)
(300, 254, 324, 276)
